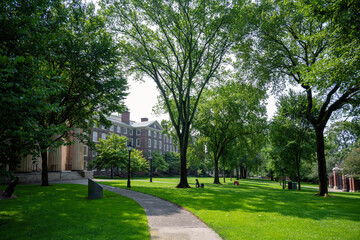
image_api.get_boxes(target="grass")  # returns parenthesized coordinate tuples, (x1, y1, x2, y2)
(0, 184, 150, 240)
(101, 177, 360, 240)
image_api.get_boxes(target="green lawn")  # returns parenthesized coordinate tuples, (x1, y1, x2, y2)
(0, 184, 150, 240)
(102, 177, 360, 240)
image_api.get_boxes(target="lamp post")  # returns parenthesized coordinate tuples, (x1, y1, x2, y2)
(281, 166, 286, 190)
(127, 142, 132, 188)
(149, 155, 153, 183)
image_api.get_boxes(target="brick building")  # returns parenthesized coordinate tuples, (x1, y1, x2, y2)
(84, 111, 177, 168)
(13, 111, 177, 183)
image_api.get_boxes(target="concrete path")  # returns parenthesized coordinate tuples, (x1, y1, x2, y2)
(53, 179, 222, 240)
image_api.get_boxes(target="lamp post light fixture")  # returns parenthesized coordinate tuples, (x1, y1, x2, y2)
(127, 142, 132, 188)
(149, 155, 153, 183)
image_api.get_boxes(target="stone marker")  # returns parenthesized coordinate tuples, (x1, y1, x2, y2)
(88, 178, 103, 199)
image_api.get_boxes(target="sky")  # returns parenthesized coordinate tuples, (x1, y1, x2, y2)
(124, 78, 278, 123)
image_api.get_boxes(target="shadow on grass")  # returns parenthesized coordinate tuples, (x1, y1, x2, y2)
(101, 179, 360, 223)
(0, 184, 150, 240)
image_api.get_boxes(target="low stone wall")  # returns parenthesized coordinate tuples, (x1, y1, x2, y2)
(14, 171, 93, 184)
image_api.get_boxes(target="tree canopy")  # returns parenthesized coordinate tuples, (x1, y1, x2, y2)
(236, 0, 360, 196)
(89, 133, 148, 178)
(0, 0, 128, 185)
(194, 80, 267, 184)
(101, 0, 245, 187)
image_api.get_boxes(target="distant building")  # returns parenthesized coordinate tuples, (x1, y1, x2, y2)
(13, 111, 177, 183)
(84, 111, 177, 169)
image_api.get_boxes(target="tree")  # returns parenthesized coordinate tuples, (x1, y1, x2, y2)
(89, 133, 148, 178)
(88, 134, 127, 179)
(8, 0, 128, 186)
(194, 81, 267, 184)
(151, 151, 169, 173)
(0, 0, 63, 181)
(237, 0, 360, 196)
(164, 151, 180, 176)
(269, 91, 316, 190)
(102, 0, 243, 188)
(342, 144, 360, 178)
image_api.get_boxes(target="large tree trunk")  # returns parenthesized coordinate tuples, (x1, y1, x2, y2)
(315, 127, 328, 196)
(240, 166, 247, 179)
(41, 149, 49, 186)
(236, 167, 240, 180)
(176, 139, 190, 188)
(213, 158, 220, 184)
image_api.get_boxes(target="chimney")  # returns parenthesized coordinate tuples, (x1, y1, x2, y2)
(141, 118, 149, 122)
(121, 111, 130, 124)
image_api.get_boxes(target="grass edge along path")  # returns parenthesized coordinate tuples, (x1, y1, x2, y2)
(101, 178, 360, 240)
(0, 184, 150, 240)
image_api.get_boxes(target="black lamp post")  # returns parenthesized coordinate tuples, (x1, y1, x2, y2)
(127, 142, 132, 188)
(149, 155, 153, 183)
(281, 166, 286, 190)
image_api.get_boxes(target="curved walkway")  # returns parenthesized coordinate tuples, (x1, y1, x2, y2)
(56, 179, 222, 240)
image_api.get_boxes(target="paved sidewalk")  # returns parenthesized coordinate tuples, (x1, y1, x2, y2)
(53, 179, 222, 240)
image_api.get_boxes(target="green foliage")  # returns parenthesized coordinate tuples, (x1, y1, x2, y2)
(0, 0, 128, 184)
(0, 184, 150, 240)
(164, 151, 180, 176)
(236, 0, 360, 196)
(193, 80, 267, 183)
(102, 0, 242, 187)
(268, 91, 316, 184)
(150, 151, 169, 172)
(342, 145, 360, 178)
(326, 119, 360, 169)
(89, 134, 148, 177)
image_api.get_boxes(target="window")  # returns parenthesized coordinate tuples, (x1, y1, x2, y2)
(136, 129, 141, 135)
(130, 129, 133, 135)
(117, 126, 121, 133)
(159, 141, 162, 150)
(154, 140, 157, 149)
(166, 145, 169, 151)
(84, 145, 88, 156)
(123, 128, 127, 134)
(148, 129, 151, 136)
(101, 133, 106, 140)
(155, 132, 157, 138)
(130, 138, 134, 147)
(92, 132, 98, 142)
(165, 136, 167, 143)
(92, 151, 97, 157)
(110, 125, 114, 132)
(136, 138, 140, 147)
(148, 139, 152, 148)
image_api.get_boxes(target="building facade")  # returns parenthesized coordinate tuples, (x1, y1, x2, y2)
(84, 112, 177, 168)
(13, 112, 176, 182)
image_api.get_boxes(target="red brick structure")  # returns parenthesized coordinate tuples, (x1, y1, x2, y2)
(84, 112, 178, 169)
(349, 178, 360, 192)
(328, 164, 359, 192)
